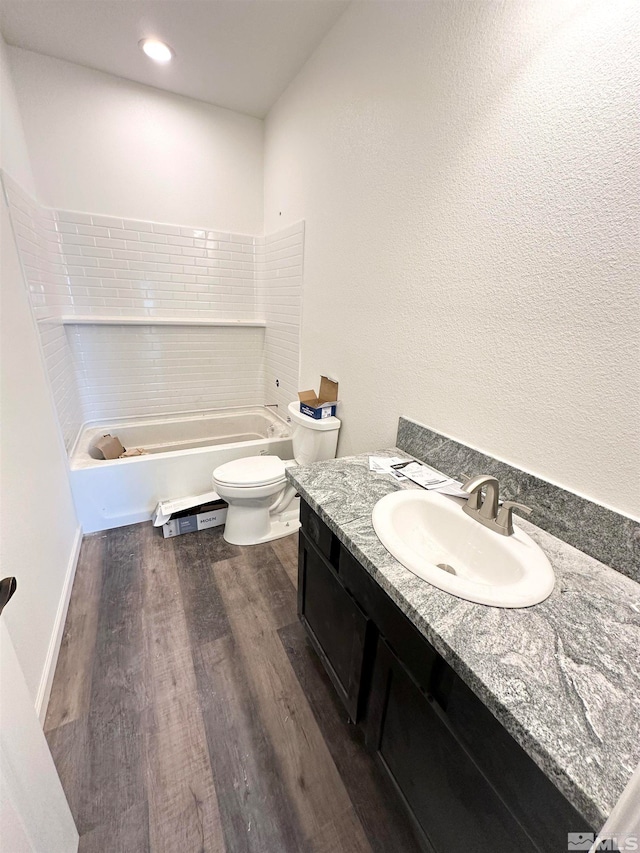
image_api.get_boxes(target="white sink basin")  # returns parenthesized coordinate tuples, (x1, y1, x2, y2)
(372, 490, 555, 608)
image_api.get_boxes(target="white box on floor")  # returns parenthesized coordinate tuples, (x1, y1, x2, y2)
(161, 504, 228, 538)
(152, 491, 228, 538)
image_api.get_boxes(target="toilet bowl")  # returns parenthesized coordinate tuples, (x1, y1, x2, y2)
(212, 401, 341, 545)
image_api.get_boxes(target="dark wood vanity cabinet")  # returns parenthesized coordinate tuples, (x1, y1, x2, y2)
(297, 501, 589, 853)
(297, 506, 371, 721)
(366, 635, 538, 852)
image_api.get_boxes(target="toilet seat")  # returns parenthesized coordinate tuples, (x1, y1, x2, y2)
(213, 455, 286, 488)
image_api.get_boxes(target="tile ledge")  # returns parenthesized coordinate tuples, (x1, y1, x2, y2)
(58, 315, 266, 327)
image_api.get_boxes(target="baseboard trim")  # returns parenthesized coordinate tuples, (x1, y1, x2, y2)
(35, 525, 83, 723)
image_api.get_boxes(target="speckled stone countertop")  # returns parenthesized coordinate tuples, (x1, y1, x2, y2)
(286, 449, 640, 830)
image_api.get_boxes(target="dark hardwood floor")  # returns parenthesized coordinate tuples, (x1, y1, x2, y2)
(45, 523, 422, 853)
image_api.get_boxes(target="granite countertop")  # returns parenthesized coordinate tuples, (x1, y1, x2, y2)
(287, 449, 640, 830)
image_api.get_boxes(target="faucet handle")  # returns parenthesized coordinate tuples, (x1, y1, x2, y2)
(495, 501, 532, 535)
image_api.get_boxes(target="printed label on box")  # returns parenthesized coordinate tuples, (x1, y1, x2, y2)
(178, 516, 198, 534)
(161, 507, 227, 537)
(197, 510, 227, 530)
(300, 403, 337, 420)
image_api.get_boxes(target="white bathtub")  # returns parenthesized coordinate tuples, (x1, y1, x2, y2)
(69, 407, 293, 533)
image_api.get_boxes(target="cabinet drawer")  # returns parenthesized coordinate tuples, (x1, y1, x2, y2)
(298, 531, 371, 720)
(300, 500, 339, 568)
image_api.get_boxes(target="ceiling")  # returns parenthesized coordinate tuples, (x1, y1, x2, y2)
(0, 0, 348, 117)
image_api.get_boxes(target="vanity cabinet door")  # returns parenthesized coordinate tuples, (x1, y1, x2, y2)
(366, 636, 540, 853)
(298, 531, 371, 721)
(440, 667, 590, 849)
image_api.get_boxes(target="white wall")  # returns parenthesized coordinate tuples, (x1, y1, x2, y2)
(0, 33, 80, 709)
(264, 0, 640, 519)
(0, 620, 78, 851)
(8, 47, 264, 234)
(0, 38, 35, 196)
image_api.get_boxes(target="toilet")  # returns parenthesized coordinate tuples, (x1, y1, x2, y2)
(212, 401, 341, 545)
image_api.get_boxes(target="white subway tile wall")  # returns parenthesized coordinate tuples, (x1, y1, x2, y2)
(52, 209, 257, 320)
(67, 324, 266, 421)
(2, 172, 303, 447)
(257, 222, 304, 414)
(2, 173, 84, 447)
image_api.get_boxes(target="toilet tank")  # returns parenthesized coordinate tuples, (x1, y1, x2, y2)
(287, 401, 341, 466)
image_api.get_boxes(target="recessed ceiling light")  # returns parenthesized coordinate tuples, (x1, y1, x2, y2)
(139, 39, 173, 63)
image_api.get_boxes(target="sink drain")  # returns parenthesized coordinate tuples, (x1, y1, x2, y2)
(437, 563, 457, 575)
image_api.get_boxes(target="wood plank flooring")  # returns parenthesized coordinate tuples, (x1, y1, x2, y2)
(45, 524, 422, 853)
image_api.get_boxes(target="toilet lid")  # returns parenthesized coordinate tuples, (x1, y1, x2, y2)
(213, 455, 286, 487)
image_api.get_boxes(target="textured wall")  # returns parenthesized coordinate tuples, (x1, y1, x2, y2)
(264, 0, 640, 518)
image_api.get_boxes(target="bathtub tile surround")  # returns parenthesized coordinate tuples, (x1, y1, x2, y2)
(396, 417, 640, 582)
(48, 209, 258, 320)
(2, 172, 84, 447)
(257, 222, 304, 414)
(286, 452, 640, 830)
(67, 324, 266, 421)
(2, 170, 304, 447)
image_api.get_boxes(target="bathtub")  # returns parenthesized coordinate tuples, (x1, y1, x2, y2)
(69, 407, 293, 533)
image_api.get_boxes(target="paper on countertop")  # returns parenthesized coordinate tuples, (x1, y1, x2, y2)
(390, 461, 448, 488)
(369, 456, 407, 474)
(432, 483, 469, 498)
(393, 461, 469, 497)
(368, 456, 468, 497)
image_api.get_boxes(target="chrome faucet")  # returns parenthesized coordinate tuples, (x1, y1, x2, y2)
(461, 474, 532, 536)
